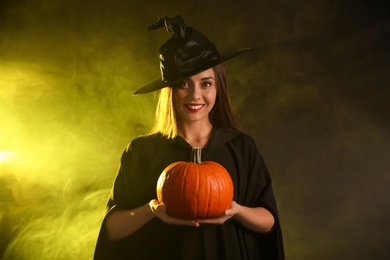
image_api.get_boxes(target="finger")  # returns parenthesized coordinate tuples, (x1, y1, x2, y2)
(149, 199, 159, 207)
(196, 213, 233, 225)
(165, 217, 199, 227)
(197, 219, 224, 225)
(196, 217, 226, 225)
(225, 209, 234, 216)
(155, 204, 167, 212)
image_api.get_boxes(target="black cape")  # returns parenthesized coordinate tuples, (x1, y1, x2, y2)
(94, 129, 284, 259)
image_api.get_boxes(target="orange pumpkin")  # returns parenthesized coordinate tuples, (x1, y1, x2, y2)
(156, 147, 234, 219)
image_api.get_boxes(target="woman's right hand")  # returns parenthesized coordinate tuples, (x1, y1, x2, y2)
(149, 199, 200, 227)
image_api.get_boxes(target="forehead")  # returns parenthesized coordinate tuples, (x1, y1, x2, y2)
(187, 68, 215, 81)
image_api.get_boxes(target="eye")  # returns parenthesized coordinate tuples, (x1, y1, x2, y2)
(201, 80, 213, 88)
(173, 81, 189, 89)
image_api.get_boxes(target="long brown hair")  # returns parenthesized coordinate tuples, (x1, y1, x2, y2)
(149, 65, 242, 138)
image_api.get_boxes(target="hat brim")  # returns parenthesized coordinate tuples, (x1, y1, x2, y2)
(133, 48, 251, 95)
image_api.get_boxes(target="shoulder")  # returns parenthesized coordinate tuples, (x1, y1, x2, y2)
(232, 131, 256, 143)
(211, 128, 259, 152)
(224, 130, 264, 159)
(219, 129, 257, 147)
(130, 133, 165, 146)
(124, 133, 169, 155)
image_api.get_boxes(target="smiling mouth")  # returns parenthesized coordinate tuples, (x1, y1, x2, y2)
(186, 104, 204, 112)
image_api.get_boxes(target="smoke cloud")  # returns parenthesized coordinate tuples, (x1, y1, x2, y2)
(0, 0, 389, 259)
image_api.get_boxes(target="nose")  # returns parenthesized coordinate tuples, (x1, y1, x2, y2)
(191, 85, 201, 100)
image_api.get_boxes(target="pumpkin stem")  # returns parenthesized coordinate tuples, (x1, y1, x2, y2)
(192, 147, 202, 164)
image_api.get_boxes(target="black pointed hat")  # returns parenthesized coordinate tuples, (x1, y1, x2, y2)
(133, 15, 250, 95)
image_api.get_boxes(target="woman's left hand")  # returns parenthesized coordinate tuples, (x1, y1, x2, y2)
(195, 201, 240, 225)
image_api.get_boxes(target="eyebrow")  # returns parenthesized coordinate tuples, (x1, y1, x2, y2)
(200, 76, 215, 80)
(182, 76, 215, 82)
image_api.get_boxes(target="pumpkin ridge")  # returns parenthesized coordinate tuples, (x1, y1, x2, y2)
(182, 163, 191, 219)
(223, 164, 233, 209)
(167, 164, 181, 216)
(203, 163, 213, 217)
(214, 164, 223, 217)
(215, 163, 225, 217)
(209, 162, 231, 217)
(195, 163, 201, 219)
(203, 163, 215, 217)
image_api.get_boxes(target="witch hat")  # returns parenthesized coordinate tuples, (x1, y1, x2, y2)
(133, 15, 250, 94)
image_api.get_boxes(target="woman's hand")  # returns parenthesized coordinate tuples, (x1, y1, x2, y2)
(150, 200, 274, 234)
(195, 201, 240, 225)
(149, 200, 240, 226)
(149, 199, 199, 227)
(196, 201, 274, 234)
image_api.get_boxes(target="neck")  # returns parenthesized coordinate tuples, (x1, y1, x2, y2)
(178, 121, 213, 148)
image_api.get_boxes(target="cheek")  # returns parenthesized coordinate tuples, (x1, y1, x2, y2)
(206, 90, 217, 107)
(172, 92, 188, 118)
(172, 91, 182, 110)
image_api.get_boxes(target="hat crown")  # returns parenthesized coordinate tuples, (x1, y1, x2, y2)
(133, 15, 250, 95)
(147, 15, 220, 81)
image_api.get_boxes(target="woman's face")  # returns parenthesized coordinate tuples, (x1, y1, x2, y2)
(172, 68, 217, 125)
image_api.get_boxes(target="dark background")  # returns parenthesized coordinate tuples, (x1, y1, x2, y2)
(0, 0, 389, 259)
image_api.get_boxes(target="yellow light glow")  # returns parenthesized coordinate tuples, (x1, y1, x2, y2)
(0, 150, 16, 163)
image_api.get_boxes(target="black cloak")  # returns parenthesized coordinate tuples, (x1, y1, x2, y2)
(94, 128, 284, 259)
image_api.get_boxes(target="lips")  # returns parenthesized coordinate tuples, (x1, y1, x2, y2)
(186, 104, 204, 112)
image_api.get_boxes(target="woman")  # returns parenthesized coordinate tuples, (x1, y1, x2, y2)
(94, 15, 284, 259)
